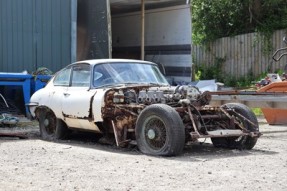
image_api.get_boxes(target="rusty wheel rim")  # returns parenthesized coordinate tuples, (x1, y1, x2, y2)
(143, 116, 167, 150)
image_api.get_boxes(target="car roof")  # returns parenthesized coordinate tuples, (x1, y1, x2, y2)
(75, 59, 156, 66)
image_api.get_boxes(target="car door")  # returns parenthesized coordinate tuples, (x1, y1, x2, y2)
(61, 64, 100, 132)
(48, 66, 71, 118)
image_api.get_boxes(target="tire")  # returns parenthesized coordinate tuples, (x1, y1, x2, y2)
(55, 119, 71, 139)
(38, 109, 70, 140)
(211, 103, 259, 150)
(135, 104, 185, 156)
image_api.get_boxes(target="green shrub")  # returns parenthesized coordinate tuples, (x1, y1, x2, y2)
(195, 58, 257, 88)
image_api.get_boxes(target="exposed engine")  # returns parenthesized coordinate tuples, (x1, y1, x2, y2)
(111, 85, 211, 107)
(102, 85, 260, 150)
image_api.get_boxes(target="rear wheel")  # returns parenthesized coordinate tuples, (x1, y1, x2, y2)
(38, 109, 70, 140)
(211, 103, 259, 149)
(135, 104, 185, 156)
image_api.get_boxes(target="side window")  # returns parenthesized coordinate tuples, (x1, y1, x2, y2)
(53, 67, 71, 86)
(71, 64, 91, 87)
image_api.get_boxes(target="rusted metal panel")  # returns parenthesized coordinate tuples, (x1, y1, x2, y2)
(193, 29, 287, 78)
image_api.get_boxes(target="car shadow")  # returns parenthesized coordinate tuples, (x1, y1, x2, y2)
(52, 131, 143, 156)
(0, 128, 279, 160)
(47, 132, 279, 161)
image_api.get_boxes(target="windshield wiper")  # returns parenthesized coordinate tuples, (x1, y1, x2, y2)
(95, 82, 168, 89)
(121, 82, 166, 87)
(96, 84, 125, 89)
(145, 83, 168, 87)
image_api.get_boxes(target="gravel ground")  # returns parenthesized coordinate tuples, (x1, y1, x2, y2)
(0, 117, 287, 191)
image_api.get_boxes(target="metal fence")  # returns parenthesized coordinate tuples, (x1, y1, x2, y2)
(192, 29, 287, 78)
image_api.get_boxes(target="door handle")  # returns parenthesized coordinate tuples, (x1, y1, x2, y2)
(63, 93, 70, 96)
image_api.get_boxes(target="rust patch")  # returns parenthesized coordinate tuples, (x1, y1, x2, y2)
(62, 112, 90, 120)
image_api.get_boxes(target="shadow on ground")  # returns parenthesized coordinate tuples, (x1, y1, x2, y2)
(0, 119, 280, 160)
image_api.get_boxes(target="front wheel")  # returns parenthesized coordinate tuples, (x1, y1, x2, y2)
(135, 104, 185, 156)
(38, 109, 70, 140)
(211, 103, 259, 149)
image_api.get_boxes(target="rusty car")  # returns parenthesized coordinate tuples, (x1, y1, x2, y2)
(28, 59, 261, 156)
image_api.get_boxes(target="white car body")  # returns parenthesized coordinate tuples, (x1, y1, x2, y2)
(29, 59, 260, 156)
(29, 59, 163, 132)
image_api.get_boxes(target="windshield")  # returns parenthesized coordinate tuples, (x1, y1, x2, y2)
(93, 62, 169, 87)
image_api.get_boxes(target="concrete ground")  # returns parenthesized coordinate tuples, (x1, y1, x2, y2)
(0, 116, 286, 191)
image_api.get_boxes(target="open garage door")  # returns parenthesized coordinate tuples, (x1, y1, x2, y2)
(77, 0, 192, 84)
(111, 1, 192, 84)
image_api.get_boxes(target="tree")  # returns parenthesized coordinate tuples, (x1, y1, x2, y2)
(192, 0, 287, 45)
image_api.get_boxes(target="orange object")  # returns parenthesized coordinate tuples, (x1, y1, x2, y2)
(257, 81, 287, 125)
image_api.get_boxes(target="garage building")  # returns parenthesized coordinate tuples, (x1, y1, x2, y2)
(0, 0, 192, 83)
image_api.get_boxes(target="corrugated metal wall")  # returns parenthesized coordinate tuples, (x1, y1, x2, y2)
(0, 0, 74, 73)
(193, 29, 287, 78)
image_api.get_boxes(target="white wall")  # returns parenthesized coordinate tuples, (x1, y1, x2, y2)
(112, 5, 191, 47)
